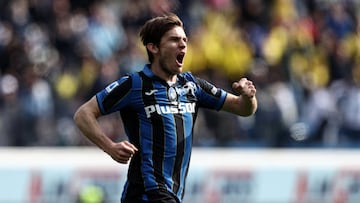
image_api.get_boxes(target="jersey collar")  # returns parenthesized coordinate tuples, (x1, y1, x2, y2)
(142, 64, 181, 86)
(142, 64, 156, 78)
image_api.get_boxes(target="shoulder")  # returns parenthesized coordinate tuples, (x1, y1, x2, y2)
(99, 73, 138, 101)
(104, 74, 132, 92)
(178, 71, 197, 83)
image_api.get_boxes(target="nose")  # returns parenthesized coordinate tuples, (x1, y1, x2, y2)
(179, 39, 187, 48)
(179, 39, 187, 49)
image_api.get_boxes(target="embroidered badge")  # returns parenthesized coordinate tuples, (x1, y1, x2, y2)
(168, 87, 178, 102)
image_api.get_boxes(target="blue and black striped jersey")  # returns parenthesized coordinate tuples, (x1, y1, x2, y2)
(96, 64, 227, 202)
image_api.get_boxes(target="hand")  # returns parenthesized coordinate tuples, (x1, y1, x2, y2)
(232, 78, 256, 99)
(106, 141, 138, 164)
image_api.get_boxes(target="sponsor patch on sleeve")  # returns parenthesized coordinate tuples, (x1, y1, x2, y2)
(105, 81, 120, 93)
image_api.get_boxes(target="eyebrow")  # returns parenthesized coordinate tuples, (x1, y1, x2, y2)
(168, 35, 187, 41)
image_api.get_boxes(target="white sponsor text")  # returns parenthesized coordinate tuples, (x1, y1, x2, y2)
(144, 103, 195, 118)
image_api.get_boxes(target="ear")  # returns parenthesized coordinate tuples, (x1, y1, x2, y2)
(146, 43, 159, 54)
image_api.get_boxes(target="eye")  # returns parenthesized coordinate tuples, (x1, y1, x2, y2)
(170, 37, 179, 42)
(170, 36, 187, 44)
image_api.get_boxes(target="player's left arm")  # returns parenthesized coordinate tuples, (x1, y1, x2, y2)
(221, 78, 257, 116)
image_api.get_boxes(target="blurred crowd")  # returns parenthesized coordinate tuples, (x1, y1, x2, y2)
(0, 0, 360, 148)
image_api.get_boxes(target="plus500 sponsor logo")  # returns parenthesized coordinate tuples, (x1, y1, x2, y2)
(145, 103, 195, 118)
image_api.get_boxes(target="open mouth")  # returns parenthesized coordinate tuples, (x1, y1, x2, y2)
(176, 53, 185, 65)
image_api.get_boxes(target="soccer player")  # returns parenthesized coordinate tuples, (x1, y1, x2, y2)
(73, 13, 257, 203)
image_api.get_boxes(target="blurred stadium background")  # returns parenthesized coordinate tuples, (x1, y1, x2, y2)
(1, 0, 360, 202)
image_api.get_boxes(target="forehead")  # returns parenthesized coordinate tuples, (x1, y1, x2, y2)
(162, 26, 187, 39)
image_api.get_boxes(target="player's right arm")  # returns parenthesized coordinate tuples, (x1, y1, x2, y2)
(73, 96, 138, 164)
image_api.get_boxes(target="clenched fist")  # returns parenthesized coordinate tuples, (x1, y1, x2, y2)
(106, 141, 138, 164)
(232, 78, 256, 99)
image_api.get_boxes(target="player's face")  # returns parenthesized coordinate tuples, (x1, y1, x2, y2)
(158, 26, 187, 75)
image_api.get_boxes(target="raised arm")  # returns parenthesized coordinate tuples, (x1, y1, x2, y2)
(73, 96, 137, 164)
(221, 78, 257, 116)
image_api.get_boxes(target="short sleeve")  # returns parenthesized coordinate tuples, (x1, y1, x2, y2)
(181, 72, 227, 111)
(96, 75, 132, 114)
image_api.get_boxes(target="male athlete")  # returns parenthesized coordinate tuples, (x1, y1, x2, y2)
(74, 13, 257, 203)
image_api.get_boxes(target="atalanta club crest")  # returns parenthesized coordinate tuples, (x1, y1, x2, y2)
(168, 87, 178, 102)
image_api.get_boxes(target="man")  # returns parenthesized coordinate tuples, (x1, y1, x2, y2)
(74, 13, 257, 203)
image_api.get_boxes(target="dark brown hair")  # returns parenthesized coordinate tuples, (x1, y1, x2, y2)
(139, 13, 184, 63)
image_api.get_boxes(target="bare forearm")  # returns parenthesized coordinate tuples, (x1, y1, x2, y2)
(221, 77, 257, 116)
(222, 93, 257, 116)
(238, 95, 257, 116)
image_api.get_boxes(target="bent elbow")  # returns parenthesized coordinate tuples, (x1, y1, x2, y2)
(73, 107, 83, 126)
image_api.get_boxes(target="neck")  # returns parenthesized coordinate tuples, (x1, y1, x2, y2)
(150, 63, 177, 84)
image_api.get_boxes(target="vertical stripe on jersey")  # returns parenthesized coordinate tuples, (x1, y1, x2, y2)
(139, 72, 166, 189)
(162, 116, 176, 194)
(120, 108, 142, 180)
(179, 111, 194, 198)
(120, 73, 146, 198)
(172, 114, 184, 194)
